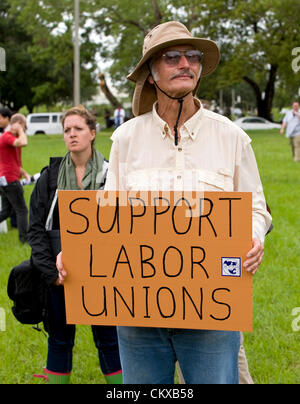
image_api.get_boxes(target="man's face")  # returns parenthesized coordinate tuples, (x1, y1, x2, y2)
(149, 45, 202, 98)
(292, 102, 299, 112)
(0, 114, 9, 129)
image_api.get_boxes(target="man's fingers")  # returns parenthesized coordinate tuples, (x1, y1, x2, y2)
(244, 239, 264, 274)
(56, 251, 67, 280)
(245, 251, 264, 274)
(246, 239, 263, 258)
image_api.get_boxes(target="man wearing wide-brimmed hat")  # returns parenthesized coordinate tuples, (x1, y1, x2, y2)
(105, 21, 271, 384)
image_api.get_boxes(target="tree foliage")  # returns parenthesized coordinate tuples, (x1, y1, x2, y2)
(0, 0, 38, 111)
(1, 0, 299, 116)
(90, 0, 300, 118)
(0, 0, 99, 111)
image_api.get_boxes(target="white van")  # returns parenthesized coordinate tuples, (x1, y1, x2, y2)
(26, 113, 63, 135)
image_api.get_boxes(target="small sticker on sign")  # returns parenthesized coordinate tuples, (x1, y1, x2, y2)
(221, 257, 241, 277)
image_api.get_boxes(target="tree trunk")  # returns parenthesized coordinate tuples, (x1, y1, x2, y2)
(243, 64, 278, 121)
(264, 64, 278, 121)
(98, 73, 120, 109)
(152, 0, 163, 26)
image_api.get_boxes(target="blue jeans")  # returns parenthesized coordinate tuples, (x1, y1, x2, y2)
(117, 326, 240, 384)
(47, 286, 121, 375)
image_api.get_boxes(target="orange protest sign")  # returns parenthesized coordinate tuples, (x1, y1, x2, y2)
(58, 191, 253, 332)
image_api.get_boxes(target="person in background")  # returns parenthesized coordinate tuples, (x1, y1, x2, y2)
(28, 105, 122, 384)
(0, 107, 31, 229)
(280, 101, 300, 161)
(104, 108, 113, 128)
(0, 107, 13, 133)
(0, 113, 29, 243)
(0, 108, 31, 184)
(114, 105, 125, 128)
(0, 107, 13, 232)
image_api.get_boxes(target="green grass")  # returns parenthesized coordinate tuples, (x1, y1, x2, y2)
(1, 128, 300, 384)
(0, 130, 113, 384)
(242, 130, 300, 384)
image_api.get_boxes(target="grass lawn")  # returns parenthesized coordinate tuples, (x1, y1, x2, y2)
(0, 128, 300, 384)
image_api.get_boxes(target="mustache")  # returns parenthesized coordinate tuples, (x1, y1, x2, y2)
(169, 69, 195, 80)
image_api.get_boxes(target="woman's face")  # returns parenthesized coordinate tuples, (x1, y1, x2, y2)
(63, 114, 96, 154)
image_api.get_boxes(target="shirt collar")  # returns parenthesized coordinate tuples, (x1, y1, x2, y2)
(152, 98, 203, 141)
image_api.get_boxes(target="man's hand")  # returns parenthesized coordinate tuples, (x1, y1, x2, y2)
(243, 238, 264, 275)
(20, 167, 31, 183)
(11, 123, 27, 147)
(55, 251, 67, 285)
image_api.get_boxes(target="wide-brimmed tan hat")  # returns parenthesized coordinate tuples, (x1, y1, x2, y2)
(127, 21, 220, 116)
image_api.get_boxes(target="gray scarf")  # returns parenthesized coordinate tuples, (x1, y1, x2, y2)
(57, 149, 104, 190)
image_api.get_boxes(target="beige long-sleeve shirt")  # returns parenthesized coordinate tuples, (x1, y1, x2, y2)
(105, 99, 272, 243)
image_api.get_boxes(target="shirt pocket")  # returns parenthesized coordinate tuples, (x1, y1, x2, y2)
(196, 169, 234, 191)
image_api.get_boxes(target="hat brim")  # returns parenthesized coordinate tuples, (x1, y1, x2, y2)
(127, 37, 220, 83)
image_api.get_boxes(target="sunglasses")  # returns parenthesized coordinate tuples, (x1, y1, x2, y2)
(160, 50, 203, 66)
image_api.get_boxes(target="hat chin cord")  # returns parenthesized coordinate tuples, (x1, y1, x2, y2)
(153, 81, 190, 146)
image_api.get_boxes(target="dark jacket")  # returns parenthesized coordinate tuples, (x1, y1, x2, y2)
(28, 155, 108, 286)
(28, 157, 62, 286)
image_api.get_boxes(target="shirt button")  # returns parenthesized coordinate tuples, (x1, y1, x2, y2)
(178, 147, 182, 152)
(177, 175, 182, 180)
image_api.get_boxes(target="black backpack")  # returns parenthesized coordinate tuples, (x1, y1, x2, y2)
(7, 169, 59, 330)
(7, 258, 48, 327)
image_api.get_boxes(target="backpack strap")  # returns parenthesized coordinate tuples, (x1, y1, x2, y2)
(45, 189, 58, 231)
